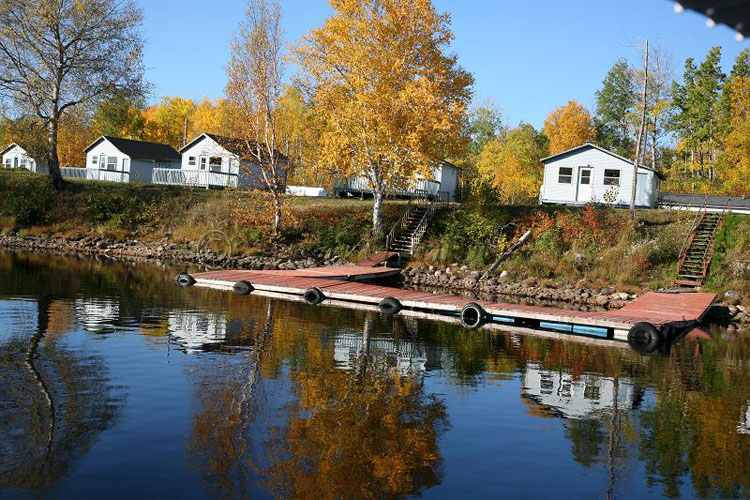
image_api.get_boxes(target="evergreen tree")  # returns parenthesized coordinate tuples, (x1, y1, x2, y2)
(595, 59, 636, 157)
(671, 48, 724, 177)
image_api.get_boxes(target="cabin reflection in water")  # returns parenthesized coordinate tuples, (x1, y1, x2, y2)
(522, 363, 639, 419)
(332, 317, 443, 374)
(73, 298, 120, 333)
(167, 311, 254, 353)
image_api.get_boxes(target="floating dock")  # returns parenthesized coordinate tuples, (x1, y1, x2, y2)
(179, 266, 717, 352)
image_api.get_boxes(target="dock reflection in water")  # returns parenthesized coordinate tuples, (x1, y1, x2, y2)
(1, 252, 750, 499)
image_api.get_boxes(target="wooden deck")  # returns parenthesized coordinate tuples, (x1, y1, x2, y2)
(187, 268, 716, 344)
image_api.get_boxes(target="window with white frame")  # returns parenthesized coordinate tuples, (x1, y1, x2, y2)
(558, 167, 573, 184)
(99, 154, 105, 168)
(603, 169, 620, 186)
(199, 157, 207, 170)
(107, 156, 118, 171)
(122, 158, 129, 172)
(92, 155, 98, 166)
(580, 169, 591, 185)
(188, 156, 196, 166)
(19, 158, 27, 168)
(3, 158, 9, 168)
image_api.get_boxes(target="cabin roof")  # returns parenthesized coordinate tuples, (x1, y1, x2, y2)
(180, 132, 287, 161)
(1, 143, 44, 162)
(541, 143, 665, 180)
(0, 143, 20, 156)
(85, 136, 180, 161)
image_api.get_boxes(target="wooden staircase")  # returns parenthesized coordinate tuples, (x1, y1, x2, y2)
(675, 211, 723, 287)
(386, 205, 430, 256)
(385, 193, 449, 256)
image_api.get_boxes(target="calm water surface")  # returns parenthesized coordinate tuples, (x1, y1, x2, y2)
(1, 252, 749, 499)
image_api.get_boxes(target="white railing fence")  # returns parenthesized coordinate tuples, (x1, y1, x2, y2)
(152, 168, 238, 189)
(336, 176, 441, 198)
(60, 167, 129, 183)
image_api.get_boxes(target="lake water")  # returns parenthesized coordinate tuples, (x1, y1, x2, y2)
(1, 252, 749, 499)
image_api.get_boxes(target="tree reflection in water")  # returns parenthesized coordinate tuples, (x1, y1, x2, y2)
(262, 312, 447, 499)
(186, 304, 448, 499)
(0, 296, 119, 493)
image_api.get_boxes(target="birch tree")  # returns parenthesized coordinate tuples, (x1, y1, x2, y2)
(226, 0, 290, 234)
(295, 0, 473, 239)
(0, 0, 144, 189)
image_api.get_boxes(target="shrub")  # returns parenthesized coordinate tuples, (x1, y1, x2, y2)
(1, 177, 55, 227)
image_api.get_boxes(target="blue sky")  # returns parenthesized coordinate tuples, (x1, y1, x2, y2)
(137, 0, 747, 128)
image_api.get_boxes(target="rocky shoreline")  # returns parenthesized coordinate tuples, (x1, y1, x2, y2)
(0, 233, 340, 271)
(2, 232, 748, 329)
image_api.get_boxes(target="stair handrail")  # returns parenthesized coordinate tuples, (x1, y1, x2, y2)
(385, 205, 413, 250)
(408, 202, 436, 256)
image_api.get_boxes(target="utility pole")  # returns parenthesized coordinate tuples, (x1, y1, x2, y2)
(182, 115, 189, 147)
(630, 39, 649, 219)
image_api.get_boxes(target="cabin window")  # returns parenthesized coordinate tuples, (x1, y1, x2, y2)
(122, 158, 129, 172)
(199, 157, 207, 170)
(3, 158, 9, 168)
(558, 167, 573, 184)
(19, 158, 27, 168)
(580, 169, 591, 185)
(209, 157, 222, 172)
(604, 169, 620, 186)
(188, 156, 196, 166)
(92, 155, 98, 165)
(99, 154, 105, 167)
(107, 156, 118, 171)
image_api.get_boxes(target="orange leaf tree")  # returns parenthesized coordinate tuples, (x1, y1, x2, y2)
(543, 100, 596, 155)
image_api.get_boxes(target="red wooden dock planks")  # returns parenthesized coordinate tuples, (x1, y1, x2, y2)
(193, 265, 400, 283)
(190, 269, 716, 337)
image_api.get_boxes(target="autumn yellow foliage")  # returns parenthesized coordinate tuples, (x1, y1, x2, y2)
(477, 123, 547, 204)
(722, 77, 750, 195)
(296, 0, 473, 235)
(543, 100, 596, 155)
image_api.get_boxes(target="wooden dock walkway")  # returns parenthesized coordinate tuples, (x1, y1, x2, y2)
(179, 267, 716, 353)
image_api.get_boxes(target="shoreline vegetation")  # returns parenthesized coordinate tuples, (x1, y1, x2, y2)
(1, 170, 749, 329)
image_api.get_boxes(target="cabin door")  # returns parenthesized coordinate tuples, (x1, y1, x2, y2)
(576, 167, 592, 202)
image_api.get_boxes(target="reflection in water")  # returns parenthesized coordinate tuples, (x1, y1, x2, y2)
(0, 296, 120, 493)
(169, 311, 229, 353)
(74, 298, 121, 333)
(262, 313, 447, 499)
(2, 251, 750, 498)
(522, 363, 639, 419)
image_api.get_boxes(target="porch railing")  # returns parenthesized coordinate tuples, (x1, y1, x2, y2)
(61, 167, 129, 183)
(152, 168, 238, 189)
(335, 177, 442, 198)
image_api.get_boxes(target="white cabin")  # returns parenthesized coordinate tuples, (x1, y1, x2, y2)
(337, 160, 460, 201)
(539, 143, 662, 208)
(178, 133, 288, 189)
(84, 136, 180, 184)
(1, 143, 48, 174)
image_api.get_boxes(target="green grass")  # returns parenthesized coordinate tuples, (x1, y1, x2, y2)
(0, 169, 398, 258)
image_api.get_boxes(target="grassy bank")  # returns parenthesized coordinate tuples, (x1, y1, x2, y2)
(1, 170, 748, 298)
(417, 197, 750, 297)
(0, 170, 398, 259)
